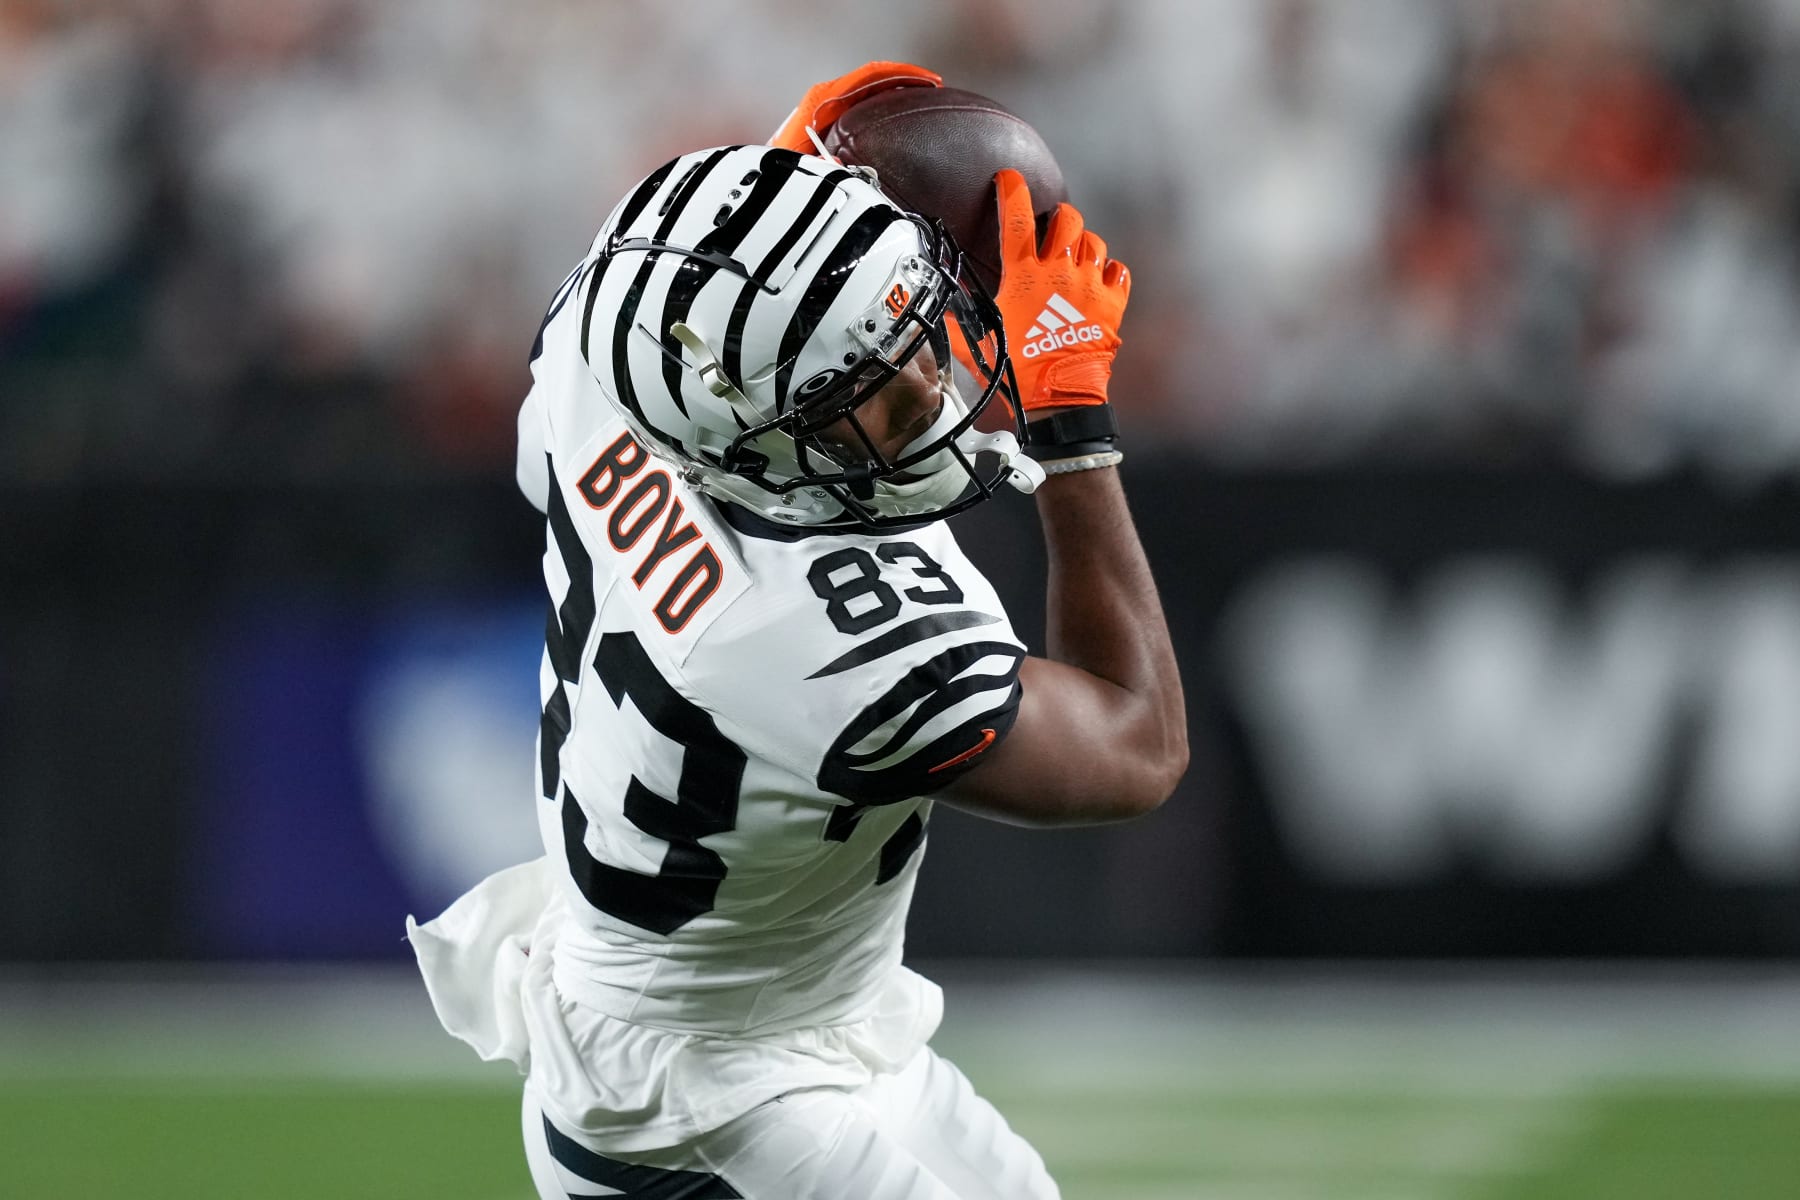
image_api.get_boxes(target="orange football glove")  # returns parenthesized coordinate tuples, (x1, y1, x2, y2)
(769, 61, 943, 153)
(983, 169, 1129, 412)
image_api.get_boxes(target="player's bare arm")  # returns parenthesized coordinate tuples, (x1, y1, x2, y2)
(949, 464, 1187, 827)
(943, 171, 1188, 827)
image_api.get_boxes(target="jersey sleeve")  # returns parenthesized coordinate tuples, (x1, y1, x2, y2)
(516, 383, 551, 514)
(811, 621, 1024, 803)
(682, 525, 1026, 806)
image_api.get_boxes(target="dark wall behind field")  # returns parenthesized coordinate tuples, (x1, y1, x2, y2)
(7, 457, 1798, 963)
(13, 0, 1800, 964)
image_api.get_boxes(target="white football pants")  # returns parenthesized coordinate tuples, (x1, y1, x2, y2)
(521, 1044, 1059, 1199)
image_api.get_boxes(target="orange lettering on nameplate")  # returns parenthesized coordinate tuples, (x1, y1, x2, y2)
(575, 434, 723, 633)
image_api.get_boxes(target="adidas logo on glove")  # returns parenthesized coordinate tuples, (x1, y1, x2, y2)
(1020, 292, 1105, 359)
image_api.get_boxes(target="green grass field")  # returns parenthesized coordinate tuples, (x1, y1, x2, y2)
(3, 969, 1796, 1199)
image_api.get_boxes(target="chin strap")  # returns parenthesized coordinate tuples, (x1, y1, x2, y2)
(978, 429, 1044, 494)
(668, 321, 753, 409)
(901, 383, 1045, 499)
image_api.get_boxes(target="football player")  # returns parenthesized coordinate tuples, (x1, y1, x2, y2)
(408, 62, 1186, 1199)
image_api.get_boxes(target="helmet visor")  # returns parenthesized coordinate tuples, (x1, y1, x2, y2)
(749, 219, 1023, 527)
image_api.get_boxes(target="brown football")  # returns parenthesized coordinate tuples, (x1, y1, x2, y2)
(822, 85, 1068, 293)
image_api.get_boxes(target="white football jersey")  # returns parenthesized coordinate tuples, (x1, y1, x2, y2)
(517, 269, 1024, 1039)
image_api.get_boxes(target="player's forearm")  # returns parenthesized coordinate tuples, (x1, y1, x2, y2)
(1034, 464, 1188, 809)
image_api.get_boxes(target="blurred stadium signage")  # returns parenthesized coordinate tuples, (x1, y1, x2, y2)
(1223, 556, 1800, 884)
(1078, 463, 1800, 958)
(8, 468, 1800, 961)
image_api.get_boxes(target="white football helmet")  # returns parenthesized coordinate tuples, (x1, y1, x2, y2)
(573, 145, 1040, 529)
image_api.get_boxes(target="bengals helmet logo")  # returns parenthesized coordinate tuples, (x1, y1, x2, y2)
(884, 283, 911, 318)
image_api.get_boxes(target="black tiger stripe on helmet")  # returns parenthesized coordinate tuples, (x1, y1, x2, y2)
(567, 144, 1037, 530)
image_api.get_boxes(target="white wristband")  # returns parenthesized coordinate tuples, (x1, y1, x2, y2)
(1039, 449, 1124, 475)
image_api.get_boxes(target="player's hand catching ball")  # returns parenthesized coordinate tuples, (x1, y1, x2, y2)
(985, 169, 1129, 412)
(769, 61, 942, 153)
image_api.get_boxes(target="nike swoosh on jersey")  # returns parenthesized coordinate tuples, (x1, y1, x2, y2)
(929, 727, 997, 773)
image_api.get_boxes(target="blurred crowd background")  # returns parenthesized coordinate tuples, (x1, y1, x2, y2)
(6, 0, 1800, 968)
(8, 7, 1799, 1195)
(11, 0, 1800, 485)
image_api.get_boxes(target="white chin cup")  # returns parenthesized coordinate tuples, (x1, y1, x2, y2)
(886, 381, 1040, 491)
(951, 427, 1041, 494)
(868, 456, 970, 517)
(983, 429, 1044, 494)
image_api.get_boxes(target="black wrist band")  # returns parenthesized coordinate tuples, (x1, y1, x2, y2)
(1023, 405, 1119, 456)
